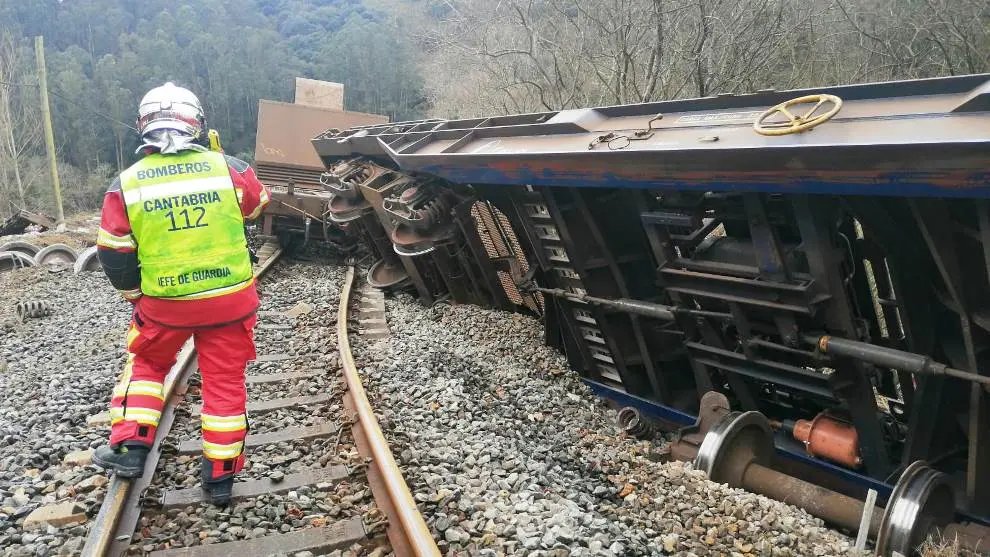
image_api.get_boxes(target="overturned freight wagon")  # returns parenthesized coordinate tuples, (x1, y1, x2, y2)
(267, 75, 990, 555)
(252, 99, 388, 242)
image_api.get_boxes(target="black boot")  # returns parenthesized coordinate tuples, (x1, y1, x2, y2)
(92, 442, 150, 478)
(201, 457, 235, 506)
(202, 477, 234, 506)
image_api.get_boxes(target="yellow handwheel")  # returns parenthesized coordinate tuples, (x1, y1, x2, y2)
(753, 94, 843, 136)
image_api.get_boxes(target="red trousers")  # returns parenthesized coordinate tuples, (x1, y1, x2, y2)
(110, 310, 257, 479)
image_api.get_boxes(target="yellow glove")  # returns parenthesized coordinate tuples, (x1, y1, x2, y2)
(208, 129, 223, 153)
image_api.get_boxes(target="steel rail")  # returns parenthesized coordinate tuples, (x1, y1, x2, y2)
(82, 243, 283, 557)
(337, 266, 440, 556)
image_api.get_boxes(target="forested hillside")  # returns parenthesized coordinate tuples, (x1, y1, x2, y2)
(1, 0, 988, 218)
(0, 0, 424, 214)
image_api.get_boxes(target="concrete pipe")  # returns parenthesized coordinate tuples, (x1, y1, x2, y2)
(0, 241, 41, 258)
(0, 251, 36, 272)
(73, 246, 101, 274)
(35, 243, 77, 269)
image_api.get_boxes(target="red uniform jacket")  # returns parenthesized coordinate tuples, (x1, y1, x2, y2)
(97, 152, 270, 328)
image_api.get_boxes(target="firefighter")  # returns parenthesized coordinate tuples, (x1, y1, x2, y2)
(92, 82, 270, 505)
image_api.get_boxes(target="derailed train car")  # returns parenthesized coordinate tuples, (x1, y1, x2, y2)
(268, 75, 990, 554)
(251, 99, 387, 243)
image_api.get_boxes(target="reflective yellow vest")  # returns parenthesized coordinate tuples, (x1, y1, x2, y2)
(120, 150, 253, 299)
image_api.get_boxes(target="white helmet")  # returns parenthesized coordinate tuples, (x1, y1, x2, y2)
(136, 82, 205, 140)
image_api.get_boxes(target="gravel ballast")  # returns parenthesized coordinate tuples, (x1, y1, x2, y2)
(1, 236, 857, 557)
(127, 259, 383, 556)
(0, 248, 375, 557)
(0, 264, 130, 556)
(353, 290, 856, 556)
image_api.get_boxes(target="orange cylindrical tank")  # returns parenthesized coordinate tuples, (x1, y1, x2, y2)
(792, 413, 862, 469)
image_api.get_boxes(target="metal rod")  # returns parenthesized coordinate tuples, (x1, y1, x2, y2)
(941, 522, 990, 553)
(745, 460, 990, 554)
(746, 338, 819, 358)
(744, 462, 884, 536)
(808, 334, 990, 387)
(533, 286, 733, 322)
(272, 197, 325, 223)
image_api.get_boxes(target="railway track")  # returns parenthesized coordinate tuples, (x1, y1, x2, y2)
(76, 242, 439, 557)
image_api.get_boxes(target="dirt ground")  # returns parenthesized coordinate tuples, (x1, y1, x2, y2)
(0, 212, 100, 251)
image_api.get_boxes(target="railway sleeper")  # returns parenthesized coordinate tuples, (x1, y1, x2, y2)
(176, 423, 338, 455)
(159, 464, 354, 509)
(147, 515, 368, 557)
(243, 370, 323, 385)
(189, 394, 333, 417)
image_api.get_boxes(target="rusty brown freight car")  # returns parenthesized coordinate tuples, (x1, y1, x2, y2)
(254, 99, 388, 238)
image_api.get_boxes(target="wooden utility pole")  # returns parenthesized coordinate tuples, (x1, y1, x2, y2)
(34, 35, 64, 224)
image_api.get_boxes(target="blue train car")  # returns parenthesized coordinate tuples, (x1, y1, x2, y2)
(299, 75, 990, 555)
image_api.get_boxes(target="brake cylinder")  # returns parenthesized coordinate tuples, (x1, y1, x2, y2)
(785, 413, 862, 469)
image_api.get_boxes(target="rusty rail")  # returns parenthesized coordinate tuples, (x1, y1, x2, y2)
(81, 241, 283, 557)
(337, 266, 440, 556)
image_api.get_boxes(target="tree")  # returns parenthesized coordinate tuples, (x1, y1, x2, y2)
(4, 0, 986, 216)
(0, 30, 42, 213)
(835, 0, 990, 80)
(93, 54, 134, 170)
(401, 0, 990, 117)
(409, 0, 837, 114)
(317, 16, 426, 120)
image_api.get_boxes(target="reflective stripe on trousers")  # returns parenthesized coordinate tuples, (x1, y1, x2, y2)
(109, 309, 256, 479)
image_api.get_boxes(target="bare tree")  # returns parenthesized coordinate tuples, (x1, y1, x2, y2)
(835, 0, 990, 80)
(411, 0, 838, 116)
(391, 0, 989, 119)
(0, 30, 42, 214)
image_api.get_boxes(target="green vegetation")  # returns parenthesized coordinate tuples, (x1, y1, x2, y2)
(1, 0, 988, 217)
(0, 0, 425, 215)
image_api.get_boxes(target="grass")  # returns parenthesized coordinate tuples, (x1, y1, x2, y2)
(920, 532, 964, 557)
